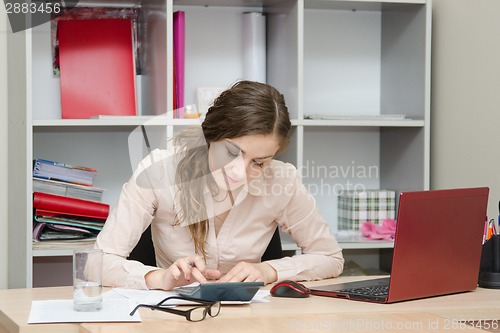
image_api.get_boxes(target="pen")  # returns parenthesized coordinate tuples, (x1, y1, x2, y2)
(487, 223, 493, 241)
(485, 219, 497, 242)
(483, 219, 489, 244)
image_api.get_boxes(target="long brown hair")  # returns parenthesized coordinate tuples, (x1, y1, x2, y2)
(174, 80, 291, 257)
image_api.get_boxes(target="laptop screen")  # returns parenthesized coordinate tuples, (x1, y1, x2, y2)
(387, 187, 489, 302)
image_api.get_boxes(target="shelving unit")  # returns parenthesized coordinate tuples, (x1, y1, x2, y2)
(7, 0, 431, 288)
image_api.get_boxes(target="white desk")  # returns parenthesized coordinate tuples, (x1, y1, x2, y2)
(1, 276, 499, 333)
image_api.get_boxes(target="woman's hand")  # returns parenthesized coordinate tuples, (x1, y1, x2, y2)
(217, 262, 277, 285)
(145, 256, 221, 290)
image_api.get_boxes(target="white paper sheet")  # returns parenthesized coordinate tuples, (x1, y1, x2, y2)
(28, 298, 141, 324)
(112, 288, 178, 305)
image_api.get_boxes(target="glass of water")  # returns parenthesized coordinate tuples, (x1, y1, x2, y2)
(73, 248, 103, 312)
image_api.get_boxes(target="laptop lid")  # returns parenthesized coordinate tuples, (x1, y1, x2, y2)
(387, 187, 488, 302)
(311, 187, 489, 303)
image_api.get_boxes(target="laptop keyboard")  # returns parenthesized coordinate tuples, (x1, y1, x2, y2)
(340, 285, 389, 297)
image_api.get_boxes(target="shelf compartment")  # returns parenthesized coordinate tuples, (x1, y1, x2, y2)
(303, 1, 429, 121)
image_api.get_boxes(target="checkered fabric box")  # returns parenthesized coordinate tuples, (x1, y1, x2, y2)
(338, 190, 396, 231)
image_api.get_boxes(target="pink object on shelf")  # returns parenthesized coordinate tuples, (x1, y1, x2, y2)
(360, 219, 397, 241)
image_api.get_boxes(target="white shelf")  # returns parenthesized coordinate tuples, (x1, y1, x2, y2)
(281, 231, 394, 253)
(33, 117, 203, 127)
(33, 118, 424, 128)
(334, 231, 395, 249)
(32, 241, 95, 257)
(33, 248, 79, 257)
(33, 235, 394, 257)
(305, 0, 427, 11)
(340, 241, 394, 250)
(292, 119, 425, 127)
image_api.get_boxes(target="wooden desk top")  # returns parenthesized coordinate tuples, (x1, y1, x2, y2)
(1, 276, 499, 333)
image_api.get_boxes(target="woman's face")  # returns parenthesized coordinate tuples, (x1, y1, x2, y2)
(208, 134, 280, 191)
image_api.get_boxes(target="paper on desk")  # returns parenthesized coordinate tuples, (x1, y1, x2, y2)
(112, 288, 178, 305)
(112, 287, 270, 305)
(28, 295, 141, 324)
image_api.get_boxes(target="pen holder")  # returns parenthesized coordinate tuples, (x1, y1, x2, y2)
(478, 234, 500, 289)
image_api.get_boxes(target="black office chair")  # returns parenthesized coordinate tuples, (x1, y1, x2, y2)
(260, 227, 284, 261)
(128, 225, 157, 266)
(128, 225, 283, 265)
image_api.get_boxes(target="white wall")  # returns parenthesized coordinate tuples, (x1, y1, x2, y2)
(0, 6, 8, 289)
(1, 1, 499, 288)
(431, 0, 500, 220)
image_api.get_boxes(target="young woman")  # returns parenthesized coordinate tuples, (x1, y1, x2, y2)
(95, 80, 344, 290)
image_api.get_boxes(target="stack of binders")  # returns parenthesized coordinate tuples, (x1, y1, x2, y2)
(32, 192, 109, 241)
(32, 159, 109, 241)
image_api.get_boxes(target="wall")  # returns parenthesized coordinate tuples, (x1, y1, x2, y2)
(0, 6, 8, 289)
(1, 1, 499, 287)
(431, 0, 500, 220)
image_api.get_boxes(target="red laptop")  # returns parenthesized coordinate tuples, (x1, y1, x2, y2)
(311, 187, 489, 303)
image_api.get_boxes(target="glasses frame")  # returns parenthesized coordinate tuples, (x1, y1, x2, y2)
(129, 295, 221, 322)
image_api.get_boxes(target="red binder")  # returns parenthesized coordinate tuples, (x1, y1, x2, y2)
(33, 192, 109, 221)
(173, 11, 185, 117)
(58, 18, 137, 119)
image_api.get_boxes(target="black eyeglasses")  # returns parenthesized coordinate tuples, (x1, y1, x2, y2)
(129, 295, 221, 322)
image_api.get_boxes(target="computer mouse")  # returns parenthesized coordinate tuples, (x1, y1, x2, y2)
(270, 280, 311, 298)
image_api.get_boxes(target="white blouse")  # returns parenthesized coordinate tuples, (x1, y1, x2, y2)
(95, 148, 344, 289)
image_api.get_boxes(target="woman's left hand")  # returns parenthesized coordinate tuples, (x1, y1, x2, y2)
(217, 262, 277, 285)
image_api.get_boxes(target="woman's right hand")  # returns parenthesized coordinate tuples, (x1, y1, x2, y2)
(145, 256, 221, 290)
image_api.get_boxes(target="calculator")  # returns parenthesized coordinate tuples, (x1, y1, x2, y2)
(176, 282, 264, 302)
